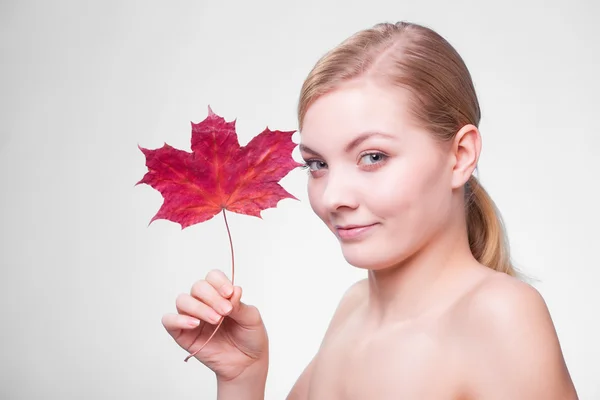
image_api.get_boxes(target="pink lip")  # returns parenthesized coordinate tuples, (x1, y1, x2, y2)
(335, 223, 378, 241)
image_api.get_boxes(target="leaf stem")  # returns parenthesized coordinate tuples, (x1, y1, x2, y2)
(223, 209, 235, 285)
(183, 209, 235, 362)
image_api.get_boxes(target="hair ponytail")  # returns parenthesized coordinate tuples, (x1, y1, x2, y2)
(465, 175, 516, 276)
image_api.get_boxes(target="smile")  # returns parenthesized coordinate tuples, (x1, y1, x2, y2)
(335, 223, 378, 241)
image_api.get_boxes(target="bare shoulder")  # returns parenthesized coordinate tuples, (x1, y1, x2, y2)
(466, 272, 551, 328)
(286, 278, 367, 400)
(324, 278, 368, 335)
(458, 272, 578, 399)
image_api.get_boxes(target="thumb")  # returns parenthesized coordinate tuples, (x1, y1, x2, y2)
(226, 286, 262, 328)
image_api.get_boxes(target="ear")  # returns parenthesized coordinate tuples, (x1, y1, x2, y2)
(450, 124, 481, 189)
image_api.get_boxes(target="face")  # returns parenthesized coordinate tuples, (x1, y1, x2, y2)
(300, 79, 457, 270)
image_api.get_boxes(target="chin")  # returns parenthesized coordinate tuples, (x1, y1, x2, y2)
(340, 243, 406, 270)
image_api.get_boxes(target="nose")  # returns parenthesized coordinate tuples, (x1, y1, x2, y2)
(321, 169, 359, 211)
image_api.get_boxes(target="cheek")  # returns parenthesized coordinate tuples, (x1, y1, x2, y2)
(402, 166, 452, 233)
(366, 170, 420, 217)
(307, 180, 326, 220)
(370, 162, 449, 227)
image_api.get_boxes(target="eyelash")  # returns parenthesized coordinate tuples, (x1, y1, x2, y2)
(300, 151, 389, 175)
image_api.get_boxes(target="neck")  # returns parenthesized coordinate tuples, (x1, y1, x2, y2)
(365, 215, 483, 326)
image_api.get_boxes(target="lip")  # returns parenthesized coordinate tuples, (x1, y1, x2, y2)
(335, 223, 378, 241)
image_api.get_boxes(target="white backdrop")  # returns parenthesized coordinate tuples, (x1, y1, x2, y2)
(1, 0, 599, 399)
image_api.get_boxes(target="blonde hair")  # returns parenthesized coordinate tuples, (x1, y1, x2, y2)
(297, 21, 517, 277)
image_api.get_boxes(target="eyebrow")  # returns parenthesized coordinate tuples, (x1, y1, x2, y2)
(299, 131, 396, 157)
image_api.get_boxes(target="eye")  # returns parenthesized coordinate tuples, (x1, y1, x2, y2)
(358, 152, 388, 166)
(302, 159, 328, 171)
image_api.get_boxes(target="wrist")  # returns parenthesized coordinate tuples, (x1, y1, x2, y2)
(217, 359, 268, 400)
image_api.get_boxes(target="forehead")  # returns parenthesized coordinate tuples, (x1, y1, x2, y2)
(300, 79, 415, 142)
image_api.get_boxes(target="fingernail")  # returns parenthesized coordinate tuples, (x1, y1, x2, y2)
(221, 284, 233, 297)
(222, 302, 232, 314)
(210, 311, 221, 323)
(187, 318, 200, 327)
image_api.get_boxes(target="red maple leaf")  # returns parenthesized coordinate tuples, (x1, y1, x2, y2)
(136, 106, 301, 229)
(137, 106, 301, 362)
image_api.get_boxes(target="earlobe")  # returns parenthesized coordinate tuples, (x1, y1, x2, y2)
(451, 124, 481, 189)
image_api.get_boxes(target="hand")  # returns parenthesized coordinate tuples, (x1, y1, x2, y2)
(162, 269, 269, 382)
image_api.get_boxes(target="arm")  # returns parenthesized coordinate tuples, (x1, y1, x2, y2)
(286, 278, 368, 400)
(468, 277, 578, 399)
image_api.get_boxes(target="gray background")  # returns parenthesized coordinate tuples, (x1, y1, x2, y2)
(1, 0, 599, 399)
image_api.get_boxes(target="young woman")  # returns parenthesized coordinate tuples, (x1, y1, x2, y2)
(161, 21, 578, 399)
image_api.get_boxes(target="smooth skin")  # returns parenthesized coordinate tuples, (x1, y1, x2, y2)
(163, 77, 578, 399)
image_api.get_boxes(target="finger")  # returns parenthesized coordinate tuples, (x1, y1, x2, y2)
(227, 286, 262, 327)
(205, 269, 234, 298)
(190, 280, 233, 317)
(176, 293, 223, 325)
(161, 313, 202, 337)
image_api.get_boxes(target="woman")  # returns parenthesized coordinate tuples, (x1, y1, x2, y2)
(161, 21, 578, 399)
